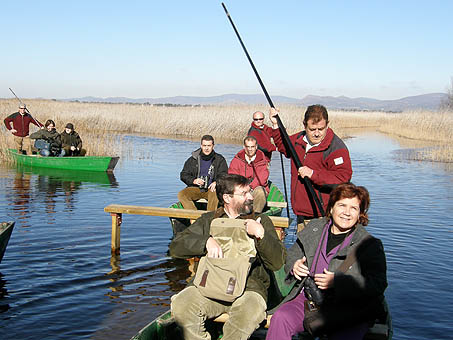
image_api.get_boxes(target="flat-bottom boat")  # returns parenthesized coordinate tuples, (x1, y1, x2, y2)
(6, 149, 119, 172)
(0, 222, 15, 264)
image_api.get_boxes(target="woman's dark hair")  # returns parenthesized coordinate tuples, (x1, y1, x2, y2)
(45, 119, 56, 128)
(326, 183, 370, 226)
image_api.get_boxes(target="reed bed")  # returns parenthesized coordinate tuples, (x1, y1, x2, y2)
(0, 99, 452, 162)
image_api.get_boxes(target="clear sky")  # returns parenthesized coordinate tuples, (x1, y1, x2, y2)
(1, 0, 452, 100)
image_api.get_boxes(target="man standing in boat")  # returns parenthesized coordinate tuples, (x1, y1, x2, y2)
(248, 110, 276, 161)
(270, 105, 352, 231)
(178, 135, 228, 211)
(170, 174, 286, 340)
(4, 103, 43, 155)
(228, 136, 270, 213)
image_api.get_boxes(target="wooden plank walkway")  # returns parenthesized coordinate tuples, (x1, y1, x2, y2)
(104, 204, 290, 254)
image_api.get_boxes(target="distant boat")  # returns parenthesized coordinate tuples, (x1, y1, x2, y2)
(0, 222, 15, 264)
(6, 149, 119, 172)
(168, 182, 287, 236)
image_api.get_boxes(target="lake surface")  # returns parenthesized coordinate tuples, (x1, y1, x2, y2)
(0, 133, 452, 340)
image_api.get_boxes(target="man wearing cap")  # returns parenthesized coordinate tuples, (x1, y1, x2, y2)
(60, 123, 85, 156)
(4, 104, 43, 155)
(247, 111, 276, 161)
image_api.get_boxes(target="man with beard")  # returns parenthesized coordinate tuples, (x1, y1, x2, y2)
(178, 135, 228, 211)
(170, 174, 286, 340)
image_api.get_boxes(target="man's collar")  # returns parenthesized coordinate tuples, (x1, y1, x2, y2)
(245, 153, 256, 164)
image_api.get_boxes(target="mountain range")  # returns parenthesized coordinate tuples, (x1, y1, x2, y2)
(66, 92, 447, 112)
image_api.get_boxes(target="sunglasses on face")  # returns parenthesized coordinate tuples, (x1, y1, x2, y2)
(253, 118, 264, 121)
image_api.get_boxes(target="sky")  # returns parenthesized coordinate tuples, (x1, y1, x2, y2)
(1, 0, 452, 101)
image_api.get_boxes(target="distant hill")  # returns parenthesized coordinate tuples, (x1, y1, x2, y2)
(65, 92, 447, 112)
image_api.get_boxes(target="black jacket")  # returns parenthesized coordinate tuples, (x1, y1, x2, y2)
(180, 149, 228, 187)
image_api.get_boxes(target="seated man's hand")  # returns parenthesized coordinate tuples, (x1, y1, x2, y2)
(245, 217, 264, 240)
(208, 181, 216, 192)
(70, 146, 76, 151)
(206, 237, 223, 258)
(193, 178, 204, 186)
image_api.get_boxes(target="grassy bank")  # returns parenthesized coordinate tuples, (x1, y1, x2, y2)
(1, 99, 452, 162)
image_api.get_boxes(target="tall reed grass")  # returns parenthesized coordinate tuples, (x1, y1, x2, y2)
(1, 99, 452, 162)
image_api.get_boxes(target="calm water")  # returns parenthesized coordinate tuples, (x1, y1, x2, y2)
(0, 133, 452, 340)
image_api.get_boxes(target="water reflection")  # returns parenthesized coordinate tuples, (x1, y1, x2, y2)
(5, 165, 118, 226)
(0, 273, 9, 314)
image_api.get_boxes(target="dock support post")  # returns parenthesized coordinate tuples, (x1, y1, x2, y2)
(110, 213, 122, 255)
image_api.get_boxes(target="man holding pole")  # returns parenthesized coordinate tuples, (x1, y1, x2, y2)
(248, 111, 276, 161)
(4, 104, 43, 155)
(270, 105, 352, 230)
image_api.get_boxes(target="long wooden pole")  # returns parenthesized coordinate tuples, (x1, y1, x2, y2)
(221, 3, 325, 217)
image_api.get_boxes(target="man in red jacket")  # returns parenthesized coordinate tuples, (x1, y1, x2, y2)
(4, 104, 43, 155)
(228, 136, 270, 213)
(270, 105, 352, 230)
(248, 111, 276, 161)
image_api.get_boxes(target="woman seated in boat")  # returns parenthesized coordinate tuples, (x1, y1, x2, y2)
(60, 123, 86, 156)
(266, 183, 388, 340)
(30, 119, 65, 157)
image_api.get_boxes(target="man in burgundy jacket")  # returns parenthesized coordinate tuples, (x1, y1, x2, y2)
(247, 111, 276, 161)
(228, 136, 270, 213)
(270, 105, 352, 230)
(4, 104, 43, 154)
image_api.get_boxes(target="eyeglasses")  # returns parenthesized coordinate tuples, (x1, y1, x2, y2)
(253, 118, 264, 121)
(229, 189, 253, 198)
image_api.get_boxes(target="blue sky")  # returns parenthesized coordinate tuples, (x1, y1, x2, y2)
(1, 1, 452, 100)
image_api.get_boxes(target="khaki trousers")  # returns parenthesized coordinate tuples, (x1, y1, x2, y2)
(13, 136, 32, 154)
(178, 187, 219, 211)
(252, 186, 267, 213)
(171, 286, 266, 340)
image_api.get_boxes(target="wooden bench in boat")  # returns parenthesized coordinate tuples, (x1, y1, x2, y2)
(104, 204, 290, 255)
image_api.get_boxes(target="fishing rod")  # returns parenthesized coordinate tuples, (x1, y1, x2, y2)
(9, 87, 42, 127)
(221, 2, 325, 217)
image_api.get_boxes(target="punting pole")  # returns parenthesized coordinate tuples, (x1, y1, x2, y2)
(221, 3, 325, 217)
(9, 87, 42, 127)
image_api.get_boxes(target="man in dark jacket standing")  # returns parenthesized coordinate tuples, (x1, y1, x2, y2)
(248, 111, 276, 161)
(170, 174, 286, 340)
(4, 104, 43, 154)
(61, 123, 85, 156)
(270, 105, 352, 231)
(178, 135, 228, 211)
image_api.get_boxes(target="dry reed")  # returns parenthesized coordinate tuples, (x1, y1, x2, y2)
(1, 99, 452, 162)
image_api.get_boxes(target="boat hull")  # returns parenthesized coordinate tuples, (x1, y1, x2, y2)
(7, 149, 119, 172)
(0, 222, 15, 264)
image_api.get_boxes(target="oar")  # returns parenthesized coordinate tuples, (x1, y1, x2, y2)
(221, 3, 325, 217)
(9, 87, 42, 127)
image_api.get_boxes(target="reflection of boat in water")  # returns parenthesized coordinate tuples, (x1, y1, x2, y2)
(0, 222, 15, 264)
(15, 164, 118, 186)
(7, 148, 119, 172)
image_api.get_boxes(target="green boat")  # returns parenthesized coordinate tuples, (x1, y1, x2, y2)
(0, 222, 15, 264)
(130, 274, 392, 340)
(14, 164, 118, 186)
(168, 182, 287, 235)
(6, 149, 119, 172)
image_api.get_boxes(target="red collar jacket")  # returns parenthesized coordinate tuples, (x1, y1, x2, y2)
(4, 112, 42, 137)
(272, 127, 352, 217)
(228, 149, 270, 194)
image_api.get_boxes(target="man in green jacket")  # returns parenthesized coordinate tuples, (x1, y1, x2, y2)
(170, 174, 286, 340)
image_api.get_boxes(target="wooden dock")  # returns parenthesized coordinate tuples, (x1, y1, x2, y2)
(104, 204, 290, 255)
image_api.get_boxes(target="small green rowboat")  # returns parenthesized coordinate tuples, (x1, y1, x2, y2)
(168, 182, 287, 235)
(7, 149, 119, 172)
(130, 271, 392, 340)
(0, 222, 15, 264)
